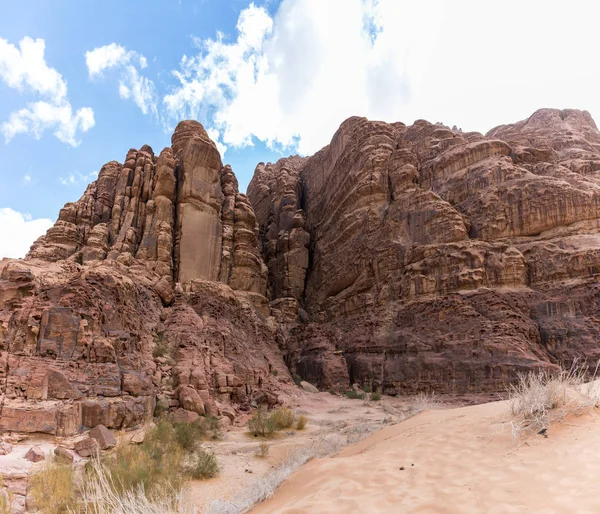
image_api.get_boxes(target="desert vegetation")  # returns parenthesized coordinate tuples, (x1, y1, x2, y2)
(28, 418, 219, 513)
(247, 407, 306, 437)
(508, 362, 600, 438)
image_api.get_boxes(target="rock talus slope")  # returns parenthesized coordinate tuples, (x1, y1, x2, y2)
(248, 108, 600, 394)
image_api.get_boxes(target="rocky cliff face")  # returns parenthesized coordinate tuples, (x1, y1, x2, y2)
(248, 108, 600, 394)
(0, 121, 286, 436)
(3, 108, 600, 436)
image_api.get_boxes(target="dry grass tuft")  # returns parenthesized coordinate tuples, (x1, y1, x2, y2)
(509, 362, 600, 439)
(295, 415, 308, 430)
(256, 441, 269, 458)
(76, 458, 193, 514)
(31, 458, 77, 514)
(270, 408, 294, 430)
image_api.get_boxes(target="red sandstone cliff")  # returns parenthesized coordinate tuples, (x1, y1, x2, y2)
(2, 108, 600, 435)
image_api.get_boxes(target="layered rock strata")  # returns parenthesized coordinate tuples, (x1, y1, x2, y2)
(248, 109, 600, 393)
(3, 108, 600, 437)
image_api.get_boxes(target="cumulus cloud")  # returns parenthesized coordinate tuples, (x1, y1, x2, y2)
(0, 37, 95, 146)
(0, 208, 53, 259)
(162, 0, 600, 157)
(162, 0, 438, 155)
(86, 43, 157, 115)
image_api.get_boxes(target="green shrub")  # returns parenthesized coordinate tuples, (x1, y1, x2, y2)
(173, 422, 205, 451)
(343, 390, 366, 400)
(189, 450, 218, 479)
(105, 420, 184, 497)
(296, 415, 308, 430)
(293, 374, 302, 386)
(248, 408, 277, 437)
(370, 392, 382, 401)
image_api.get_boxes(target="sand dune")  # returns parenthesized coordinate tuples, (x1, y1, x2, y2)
(253, 400, 600, 513)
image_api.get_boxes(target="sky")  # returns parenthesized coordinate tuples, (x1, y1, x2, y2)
(1, 0, 599, 259)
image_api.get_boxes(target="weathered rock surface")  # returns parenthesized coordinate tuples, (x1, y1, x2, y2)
(4, 108, 600, 436)
(248, 108, 600, 393)
(0, 121, 289, 436)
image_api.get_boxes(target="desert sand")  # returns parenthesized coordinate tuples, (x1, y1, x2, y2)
(253, 399, 600, 514)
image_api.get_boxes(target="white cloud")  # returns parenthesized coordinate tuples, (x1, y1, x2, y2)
(0, 208, 53, 259)
(0, 37, 95, 146)
(86, 43, 157, 116)
(163, 0, 600, 157)
(58, 170, 98, 186)
(22, 173, 32, 186)
(3, 102, 95, 147)
(85, 42, 129, 77)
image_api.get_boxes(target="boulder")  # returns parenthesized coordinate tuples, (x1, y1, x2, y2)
(300, 381, 319, 393)
(54, 446, 75, 462)
(178, 386, 205, 416)
(24, 446, 45, 462)
(88, 424, 116, 450)
(74, 437, 100, 458)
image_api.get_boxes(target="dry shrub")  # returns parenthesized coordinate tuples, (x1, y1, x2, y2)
(509, 362, 600, 438)
(189, 450, 218, 480)
(256, 441, 269, 458)
(248, 409, 277, 437)
(105, 420, 185, 498)
(77, 459, 192, 514)
(343, 390, 365, 400)
(270, 408, 294, 430)
(31, 459, 77, 514)
(295, 415, 308, 430)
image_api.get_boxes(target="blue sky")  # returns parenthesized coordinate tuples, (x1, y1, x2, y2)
(1, 0, 599, 258)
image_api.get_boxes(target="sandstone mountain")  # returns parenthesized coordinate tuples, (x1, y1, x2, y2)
(2, 108, 600, 435)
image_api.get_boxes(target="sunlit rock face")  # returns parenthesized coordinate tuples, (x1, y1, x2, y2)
(4, 107, 600, 437)
(0, 121, 281, 436)
(248, 108, 600, 394)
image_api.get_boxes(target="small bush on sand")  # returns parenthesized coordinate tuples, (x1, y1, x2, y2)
(343, 390, 365, 400)
(30, 459, 77, 514)
(509, 362, 600, 438)
(189, 450, 219, 479)
(173, 421, 205, 451)
(370, 392, 382, 401)
(270, 408, 294, 430)
(295, 415, 308, 430)
(248, 409, 277, 437)
(256, 441, 270, 458)
(293, 374, 302, 386)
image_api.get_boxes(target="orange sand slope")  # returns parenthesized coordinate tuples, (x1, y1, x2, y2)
(253, 400, 600, 513)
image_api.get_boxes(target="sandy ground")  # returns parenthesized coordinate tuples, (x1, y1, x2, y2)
(187, 391, 428, 511)
(251, 399, 600, 514)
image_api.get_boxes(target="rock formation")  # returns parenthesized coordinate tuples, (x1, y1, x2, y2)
(3, 108, 600, 436)
(0, 121, 286, 436)
(248, 108, 600, 394)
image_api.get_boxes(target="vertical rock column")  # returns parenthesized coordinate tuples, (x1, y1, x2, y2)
(172, 121, 224, 284)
